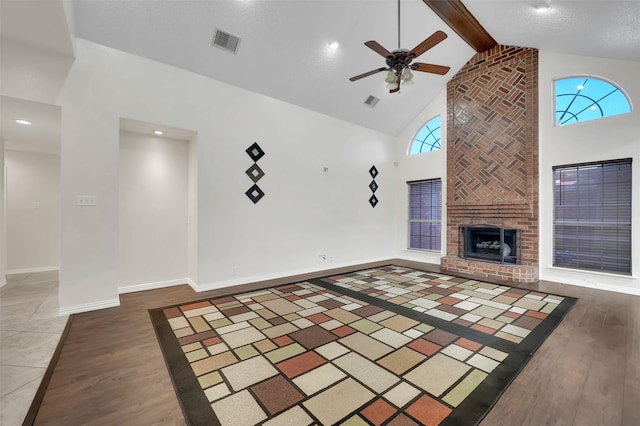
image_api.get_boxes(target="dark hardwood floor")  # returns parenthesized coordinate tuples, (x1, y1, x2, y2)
(32, 260, 640, 425)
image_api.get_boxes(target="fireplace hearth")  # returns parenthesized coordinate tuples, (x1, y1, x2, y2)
(461, 226, 521, 265)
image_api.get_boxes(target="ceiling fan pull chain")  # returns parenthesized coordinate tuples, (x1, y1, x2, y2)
(397, 0, 401, 50)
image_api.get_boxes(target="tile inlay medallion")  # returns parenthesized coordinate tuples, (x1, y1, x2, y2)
(150, 265, 576, 425)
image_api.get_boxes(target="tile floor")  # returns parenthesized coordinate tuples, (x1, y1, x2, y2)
(0, 271, 67, 425)
(154, 266, 572, 425)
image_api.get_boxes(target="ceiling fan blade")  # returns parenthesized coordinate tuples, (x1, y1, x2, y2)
(364, 41, 394, 58)
(408, 30, 447, 58)
(412, 63, 451, 75)
(389, 75, 400, 94)
(349, 67, 387, 82)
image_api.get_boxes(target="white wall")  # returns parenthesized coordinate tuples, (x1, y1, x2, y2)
(5, 150, 60, 272)
(1, 38, 396, 313)
(392, 89, 448, 264)
(0, 138, 5, 287)
(118, 131, 189, 289)
(188, 135, 198, 284)
(539, 51, 640, 295)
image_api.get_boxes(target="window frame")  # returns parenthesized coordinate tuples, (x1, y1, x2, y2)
(407, 179, 442, 252)
(408, 115, 442, 155)
(553, 75, 632, 127)
(552, 158, 632, 275)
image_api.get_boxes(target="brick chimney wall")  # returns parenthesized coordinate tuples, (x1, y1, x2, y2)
(441, 46, 539, 283)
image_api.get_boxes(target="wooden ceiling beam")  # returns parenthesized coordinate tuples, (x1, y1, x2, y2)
(423, 0, 497, 52)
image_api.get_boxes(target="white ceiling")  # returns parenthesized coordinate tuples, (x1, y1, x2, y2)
(463, 0, 640, 63)
(72, 0, 475, 136)
(2, 0, 639, 150)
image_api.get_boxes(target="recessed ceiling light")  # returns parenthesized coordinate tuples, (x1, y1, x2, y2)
(15, 119, 32, 125)
(153, 130, 164, 135)
(534, 3, 552, 12)
(328, 41, 340, 50)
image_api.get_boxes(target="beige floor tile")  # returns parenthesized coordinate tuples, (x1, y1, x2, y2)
(333, 352, 400, 393)
(293, 363, 346, 396)
(404, 353, 471, 397)
(369, 328, 412, 348)
(221, 355, 278, 391)
(339, 332, 394, 361)
(379, 315, 419, 332)
(303, 378, 374, 425)
(315, 341, 350, 360)
(220, 326, 267, 349)
(383, 381, 421, 408)
(377, 347, 426, 375)
(211, 389, 267, 426)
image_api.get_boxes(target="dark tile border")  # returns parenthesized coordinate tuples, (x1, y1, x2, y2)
(149, 309, 220, 426)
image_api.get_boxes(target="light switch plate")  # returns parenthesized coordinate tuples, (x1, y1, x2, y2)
(77, 195, 97, 206)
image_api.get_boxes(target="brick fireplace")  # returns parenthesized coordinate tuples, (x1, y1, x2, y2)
(440, 45, 539, 283)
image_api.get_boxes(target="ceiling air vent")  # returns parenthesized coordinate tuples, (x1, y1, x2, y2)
(364, 95, 380, 108)
(212, 29, 240, 54)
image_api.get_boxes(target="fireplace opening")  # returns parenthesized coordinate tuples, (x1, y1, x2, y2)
(460, 226, 521, 264)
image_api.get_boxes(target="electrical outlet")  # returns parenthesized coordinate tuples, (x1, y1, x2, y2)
(318, 254, 326, 261)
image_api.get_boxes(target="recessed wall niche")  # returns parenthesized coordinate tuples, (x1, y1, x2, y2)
(118, 118, 198, 288)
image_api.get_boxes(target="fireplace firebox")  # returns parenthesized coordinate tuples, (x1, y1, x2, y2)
(460, 226, 521, 264)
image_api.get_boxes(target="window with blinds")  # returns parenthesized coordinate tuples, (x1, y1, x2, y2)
(408, 179, 442, 251)
(553, 159, 632, 274)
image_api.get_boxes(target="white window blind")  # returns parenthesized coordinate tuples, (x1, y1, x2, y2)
(553, 159, 632, 274)
(408, 179, 442, 251)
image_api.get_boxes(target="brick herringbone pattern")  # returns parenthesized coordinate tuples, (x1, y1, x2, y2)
(452, 60, 528, 204)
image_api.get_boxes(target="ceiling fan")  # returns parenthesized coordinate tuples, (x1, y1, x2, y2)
(349, 0, 451, 93)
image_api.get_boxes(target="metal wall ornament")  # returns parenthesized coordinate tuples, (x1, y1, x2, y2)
(245, 142, 265, 204)
(369, 165, 379, 207)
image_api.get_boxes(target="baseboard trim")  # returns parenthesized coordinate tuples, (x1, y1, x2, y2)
(118, 278, 191, 294)
(193, 257, 392, 292)
(186, 278, 198, 291)
(59, 298, 120, 316)
(6, 266, 59, 275)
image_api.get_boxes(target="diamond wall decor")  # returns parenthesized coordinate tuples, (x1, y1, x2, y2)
(245, 142, 265, 203)
(369, 165, 378, 208)
(245, 184, 265, 204)
(246, 142, 265, 162)
(245, 163, 265, 183)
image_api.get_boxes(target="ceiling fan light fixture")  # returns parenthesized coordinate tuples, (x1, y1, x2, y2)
(401, 67, 414, 82)
(384, 70, 397, 84)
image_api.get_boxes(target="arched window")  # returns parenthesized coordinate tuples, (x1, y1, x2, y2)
(409, 115, 441, 154)
(555, 77, 631, 126)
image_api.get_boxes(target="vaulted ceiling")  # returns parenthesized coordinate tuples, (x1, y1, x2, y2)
(2, 0, 639, 147)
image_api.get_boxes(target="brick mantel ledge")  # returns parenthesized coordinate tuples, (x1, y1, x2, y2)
(441, 255, 538, 284)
